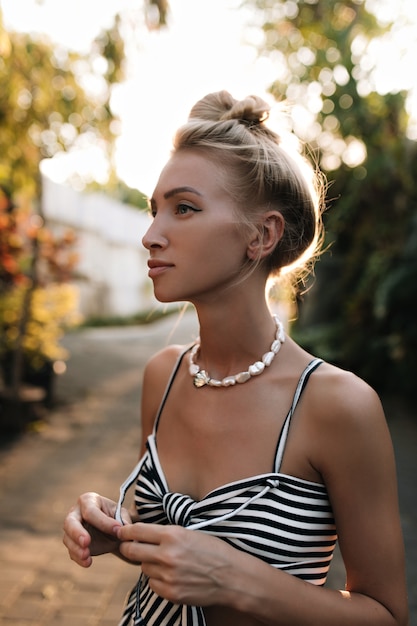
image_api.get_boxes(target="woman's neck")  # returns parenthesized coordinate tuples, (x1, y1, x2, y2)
(192, 299, 280, 380)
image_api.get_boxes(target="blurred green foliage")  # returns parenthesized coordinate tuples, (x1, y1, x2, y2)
(0, 3, 167, 424)
(247, 0, 417, 397)
(0, 9, 126, 408)
(0, 11, 125, 197)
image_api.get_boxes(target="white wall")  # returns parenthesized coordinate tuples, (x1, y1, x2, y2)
(41, 176, 159, 319)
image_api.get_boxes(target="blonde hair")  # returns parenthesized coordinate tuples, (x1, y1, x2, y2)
(172, 90, 325, 288)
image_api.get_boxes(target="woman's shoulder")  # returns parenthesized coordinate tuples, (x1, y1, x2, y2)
(144, 343, 192, 383)
(312, 360, 382, 416)
(287, 336, 382, 422)
(302, 359, 392, 485)
(140, 343, 192, 443)
(305, 358, 387, 444)
(142, 343, 192, 405)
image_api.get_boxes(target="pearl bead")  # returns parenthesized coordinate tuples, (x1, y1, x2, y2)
(222, 376, 237, 386)
(249, 361, 265, 376)
(271, 340, 282, 354)
(235, 371, 251, 383)
(262, 351, 275, 367)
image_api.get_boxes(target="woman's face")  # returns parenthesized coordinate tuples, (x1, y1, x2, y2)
(142, 150, 251, 304)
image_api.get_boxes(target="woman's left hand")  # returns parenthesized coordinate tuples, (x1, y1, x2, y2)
(117, 522, 233, 607)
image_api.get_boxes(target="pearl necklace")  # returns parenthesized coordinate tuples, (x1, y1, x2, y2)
(189, 315, 285, 388)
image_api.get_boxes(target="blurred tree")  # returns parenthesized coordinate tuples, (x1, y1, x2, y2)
(246, 0, 417, 397)
(0, 2, 170, 427)
(0, 8, 126, 424)
(0, 185, 80, 425)
(0, 10, 125, 197)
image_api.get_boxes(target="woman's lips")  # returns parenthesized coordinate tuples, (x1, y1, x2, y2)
(147, 259, 173, 278)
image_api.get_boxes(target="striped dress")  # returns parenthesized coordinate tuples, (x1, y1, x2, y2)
(116, 355, 337, 625)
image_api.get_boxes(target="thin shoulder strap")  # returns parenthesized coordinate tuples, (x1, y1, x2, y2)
(152, 345, 193, 434)
(114, 345, 193, 524)
(275, 358, 323, 473)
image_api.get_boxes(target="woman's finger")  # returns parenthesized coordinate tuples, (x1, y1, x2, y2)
(117, 521, 166, 544)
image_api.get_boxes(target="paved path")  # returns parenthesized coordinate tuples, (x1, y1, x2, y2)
(0, 310, 415, 625)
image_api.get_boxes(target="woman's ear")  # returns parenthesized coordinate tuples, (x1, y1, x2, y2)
(246, 211, 284, 261)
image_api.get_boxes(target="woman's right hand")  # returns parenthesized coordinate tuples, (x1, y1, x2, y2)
(62, 492, 131, 567)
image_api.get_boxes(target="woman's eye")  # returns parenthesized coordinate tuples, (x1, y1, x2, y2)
(176, 203, 198, 215)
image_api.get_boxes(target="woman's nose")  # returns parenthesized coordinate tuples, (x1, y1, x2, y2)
(142, 218, 168, 250)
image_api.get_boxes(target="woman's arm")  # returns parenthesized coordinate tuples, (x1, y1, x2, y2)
(229, 373, 409, 625)
(62, 345, 184, 567)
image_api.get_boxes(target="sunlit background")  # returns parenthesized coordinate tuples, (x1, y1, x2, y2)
(1, 3, 417, 623)
(2, 0, 417, 195)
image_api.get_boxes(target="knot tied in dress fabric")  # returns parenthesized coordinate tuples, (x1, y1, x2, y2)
(162, 492, 196, 527)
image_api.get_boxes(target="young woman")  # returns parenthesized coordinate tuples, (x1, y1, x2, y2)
(63, 90, 409, 626)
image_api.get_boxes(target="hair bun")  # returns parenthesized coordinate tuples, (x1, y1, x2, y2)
(188, 90, 270, 127)
(220, 95, 270, 127)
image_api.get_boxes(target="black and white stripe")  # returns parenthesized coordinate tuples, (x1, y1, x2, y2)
(118, 358, 336, 625)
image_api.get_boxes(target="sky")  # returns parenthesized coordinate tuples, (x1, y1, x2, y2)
(2, 0, 417, 194)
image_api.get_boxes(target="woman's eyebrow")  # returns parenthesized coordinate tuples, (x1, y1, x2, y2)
(149, 186, 203, 209)
(164, 186, 203, 199)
